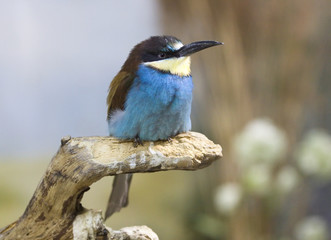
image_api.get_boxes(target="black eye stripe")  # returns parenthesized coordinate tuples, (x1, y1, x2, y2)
(142, 51, 174, 62)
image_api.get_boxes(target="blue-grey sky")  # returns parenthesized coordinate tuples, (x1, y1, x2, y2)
(0, 1, 160, 159)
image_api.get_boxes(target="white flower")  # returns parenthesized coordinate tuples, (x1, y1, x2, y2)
(214, 183, 242, 215)
(233, 118, 288, 167)
(295, 216, 328, 240)
(242, 164, 271, 196)
(275, 166, 300, 194)
(296, 130, 331, 179)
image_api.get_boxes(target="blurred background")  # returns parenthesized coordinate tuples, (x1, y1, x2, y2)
(0, 1, 330, 239)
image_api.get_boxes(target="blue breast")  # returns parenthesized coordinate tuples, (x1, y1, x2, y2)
(108, 64, 193, 141)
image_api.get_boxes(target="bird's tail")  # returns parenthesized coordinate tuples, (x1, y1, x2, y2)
(105, 173, 133, 220)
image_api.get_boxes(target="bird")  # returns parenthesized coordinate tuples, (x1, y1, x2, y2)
(105, 35, 223, 219)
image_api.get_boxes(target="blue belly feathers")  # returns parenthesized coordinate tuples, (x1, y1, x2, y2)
(108, 65, 193, 141)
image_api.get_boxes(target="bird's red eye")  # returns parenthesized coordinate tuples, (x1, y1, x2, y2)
(158, 53, 166, 58)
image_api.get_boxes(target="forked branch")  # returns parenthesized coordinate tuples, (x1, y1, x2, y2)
(0, 132, 222, 240)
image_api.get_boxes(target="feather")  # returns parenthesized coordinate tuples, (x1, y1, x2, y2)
(107, 71, 135, 120)
(105, 173, 133, 219)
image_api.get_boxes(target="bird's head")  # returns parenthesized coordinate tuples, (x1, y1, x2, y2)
(121, 35, 223, 77)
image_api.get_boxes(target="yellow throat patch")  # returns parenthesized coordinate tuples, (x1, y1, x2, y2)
(144, 56, 191, 77)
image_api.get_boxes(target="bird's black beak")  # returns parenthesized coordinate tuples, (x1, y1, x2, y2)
(176, 40, 223, 57)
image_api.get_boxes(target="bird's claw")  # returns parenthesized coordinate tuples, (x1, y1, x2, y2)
(133, 136, 144, 147)
(167, 137, 173, 143)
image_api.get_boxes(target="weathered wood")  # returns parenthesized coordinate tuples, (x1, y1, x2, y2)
(73, 210, 159, 240)
(0, 132, 222, 240)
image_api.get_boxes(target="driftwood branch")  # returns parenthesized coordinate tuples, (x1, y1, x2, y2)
(0, 132, 222, 240)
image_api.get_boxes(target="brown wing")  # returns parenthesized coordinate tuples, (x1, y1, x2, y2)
(107, 71, 135, 120)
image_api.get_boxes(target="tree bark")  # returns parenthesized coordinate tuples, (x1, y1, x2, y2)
(0, 132, 222, 240)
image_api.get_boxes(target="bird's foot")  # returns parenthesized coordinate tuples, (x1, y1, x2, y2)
(133, 136, 144, 147)
(167, 137, 173, 143)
